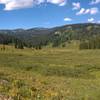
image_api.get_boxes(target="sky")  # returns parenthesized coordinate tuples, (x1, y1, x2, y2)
(0, 0, 100, 29)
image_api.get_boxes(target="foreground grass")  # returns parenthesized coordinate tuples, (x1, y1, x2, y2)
(0, 45, 100, 99)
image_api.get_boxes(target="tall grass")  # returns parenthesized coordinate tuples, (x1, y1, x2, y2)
(0, 45, 100, 99)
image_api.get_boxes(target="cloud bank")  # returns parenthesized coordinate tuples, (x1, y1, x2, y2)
(0, 0, 67, 10)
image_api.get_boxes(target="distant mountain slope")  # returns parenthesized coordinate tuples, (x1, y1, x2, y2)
(52, 23, 100, 38)
(0, 23, 100, 47)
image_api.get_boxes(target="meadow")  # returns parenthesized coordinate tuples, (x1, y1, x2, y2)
(0, 44, 100, 100)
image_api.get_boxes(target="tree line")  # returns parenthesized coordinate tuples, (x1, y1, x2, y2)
(79, 35, 100, 49)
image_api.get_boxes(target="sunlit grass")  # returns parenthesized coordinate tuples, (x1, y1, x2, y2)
(0, 45, 100, 99)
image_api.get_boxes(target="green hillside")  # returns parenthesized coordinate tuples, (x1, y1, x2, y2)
(0, 23, 100, 48)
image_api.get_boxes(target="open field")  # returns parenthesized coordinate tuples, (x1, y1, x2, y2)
(0, 45, 100, 100)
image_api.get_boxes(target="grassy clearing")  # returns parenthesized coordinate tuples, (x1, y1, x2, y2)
(0, 45, 100, 99)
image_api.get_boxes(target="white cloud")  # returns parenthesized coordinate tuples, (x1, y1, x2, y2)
(0, 0, 67, 11)
(90, 0, 100, 5)
(47, 0, 67, 6)
(64, 17, 72, 21)
(72, 2, 80, 10)
(88, 18, 94, 22)
(84, 9, 90, 14)
(97, 21, 100, 23)
(90, 7, 99, 14)
(76, 8, 85, 15)
(0, 0, 45, 10)
(76, 7, 99, 15)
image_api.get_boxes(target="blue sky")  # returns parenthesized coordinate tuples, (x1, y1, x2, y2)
(0, 0, 100, 29)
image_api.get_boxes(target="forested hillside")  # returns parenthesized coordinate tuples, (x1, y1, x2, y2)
(0, 23, 100, 49)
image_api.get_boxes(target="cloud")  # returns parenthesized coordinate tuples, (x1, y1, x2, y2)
(72, 2, 80, 10)
(76, 8, 85, 15)
(64, 17, 72, 21)
(76, 7, 99, 15)
(97, 21, 100, 23)
(88, 18, 94, 22)
(90, 8, 99, 14)
(0, 0, 67, 11)
(90, 0, 100, 5)
(47, 0, 67, 6)
(0, 0, 43, 10)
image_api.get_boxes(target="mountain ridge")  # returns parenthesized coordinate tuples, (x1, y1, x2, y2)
(0, 23, 100, 48)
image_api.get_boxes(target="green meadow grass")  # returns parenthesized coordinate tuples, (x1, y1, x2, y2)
(0, 45, 100, 99)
